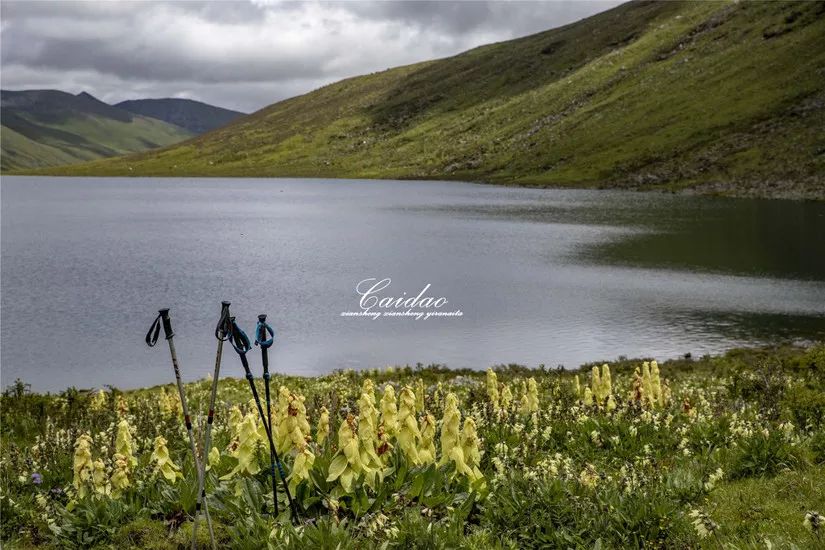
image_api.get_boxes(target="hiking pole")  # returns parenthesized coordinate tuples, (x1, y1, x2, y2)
(145, 309, 208, 550)
(195, 301, 232, 550)
(254, 314, 279, 520)
(227, 317, 300, 523)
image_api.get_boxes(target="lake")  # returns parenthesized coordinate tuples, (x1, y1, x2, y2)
(2, 176, 824, 392)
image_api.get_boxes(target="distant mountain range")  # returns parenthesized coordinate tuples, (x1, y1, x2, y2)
(36, 0, 824, 198)
(115, 98, 245, 134)
(0, 91, 243, 171)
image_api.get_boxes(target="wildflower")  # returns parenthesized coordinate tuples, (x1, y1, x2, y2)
(207, 447, 221, 470)
(110, 453, 130, 498)
(460, 417, 484, 483)
(526, 378, 539, 412)
(642, 362, 655, 408)
(689, 509, 719, 539)
(578, 464, 599, 489)
(574, 375, 581, 400)
(606, 394, 617, 412)
(31, 473, 43, 485)
(415, 378, 425, 412)
(500, 384, 513, 410)
(222, 414, 262, 479)
(89, 389, 108, 412)
(72, 433, 94, 499)
(228, 405, 244, 433)
(380, 385, 398, 436)
(327, 414, 381, 492)
(275, 388, 311, 455)
(91, 459, 108, 495)
(115, 419, 136, 470)
(357, 381, 380, 459)
(804, 511, 823, 532)
(317, 406, 330, 446)
(601, 365, 612, 401)
(651, 360, 664, 407)
(518, 393, 531, 415)
(583, 386, 594, 407)
(151, 436, 182, 484)
(158, 388, 172, 417)
(486, 368, 499, 410)
(288, 444, 315, 493)
(397, 386, 421, 464)
(115, 394, 129, 417)
(418, 412, 437, 464)
(438, 393, 462, 467)
(704, 467, 724, 491)
(591, 367, 602, 403)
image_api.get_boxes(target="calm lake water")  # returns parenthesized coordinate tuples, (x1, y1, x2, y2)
(2, 176, 824, 392)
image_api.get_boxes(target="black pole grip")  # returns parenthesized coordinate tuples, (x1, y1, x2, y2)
(158, 308, 174, 339)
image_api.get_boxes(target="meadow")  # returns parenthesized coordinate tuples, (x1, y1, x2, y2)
(1, 345, 824, 549)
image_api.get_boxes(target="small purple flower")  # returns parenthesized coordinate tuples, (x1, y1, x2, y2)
(31, 473, 43, 485)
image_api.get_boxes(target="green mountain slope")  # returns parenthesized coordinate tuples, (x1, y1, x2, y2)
(115, 98, 245, 134)
(35, 1, 825, 197)
(0, 90, 193, 171)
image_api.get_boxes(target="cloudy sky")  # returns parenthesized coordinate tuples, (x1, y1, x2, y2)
(1, 0, 623, 113)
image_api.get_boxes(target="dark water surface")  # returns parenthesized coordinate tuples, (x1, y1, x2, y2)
(2, 177, 824, 392)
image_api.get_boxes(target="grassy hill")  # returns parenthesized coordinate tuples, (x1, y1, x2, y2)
(0, 90, 193, 171)
(115, 98, 245, 134)
(32, 1, 825, 197)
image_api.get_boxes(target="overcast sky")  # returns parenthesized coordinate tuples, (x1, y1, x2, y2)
(1, 0, 623, 113)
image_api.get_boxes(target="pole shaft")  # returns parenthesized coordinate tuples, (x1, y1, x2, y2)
(166, 337, 205, 550)
(198, 337, 222, 549)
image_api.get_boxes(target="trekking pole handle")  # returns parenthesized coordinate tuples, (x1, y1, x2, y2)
(215, 301, 232, 341)
(145, 308, 174, 347)
(255, 314, 275, 349)
(228, 317, 252, 356)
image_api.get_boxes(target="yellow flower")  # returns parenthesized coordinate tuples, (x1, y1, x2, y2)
(115, 419, 136, 471)
(500, 384, 513, 411)
(92, 459, 108, 495)
(115, 395, 129, 417)
(89, 390, 108, 412)
(288, 444, 315, 493)
(526, 378, 539, 413)
(651, 360, 664, 407)
(110, 453, 130, 498)
(518, 393, 531, 416)
(606, 394, 617, 412)
(72, 433, 94, 499)
(317, 406, 330, 446)
(397, 386, 421, 465)
(583, 386, 594, 407)
(222, 414, 262, 479)
(157, 388, 172, 417)
(380, 385, 398, 436)
(642, 362, 655, 408)
(275, 388, 311, 455)
(228, 405, 243, 433)
(415, 378, 425, 412)
(418, 413, 437, 464)
(574, 375, 582, 400)
(459, 417, 484, 483)
(207, 447, 221, 471)
(486, 369, 500, 410)
(357, 380, 380, 455)
(438, 393, 461, 467)
(601, 365, 612, 401)
(151, 436, 182, 484)
(326, 414, 380, 493)
(591, 367, 602, 403)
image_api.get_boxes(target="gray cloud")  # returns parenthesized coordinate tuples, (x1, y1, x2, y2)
(0, 0, 623, 113)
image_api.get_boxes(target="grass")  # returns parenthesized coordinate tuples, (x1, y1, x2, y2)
(35, 0, 825, 199)
(1, 344, 824, 548)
